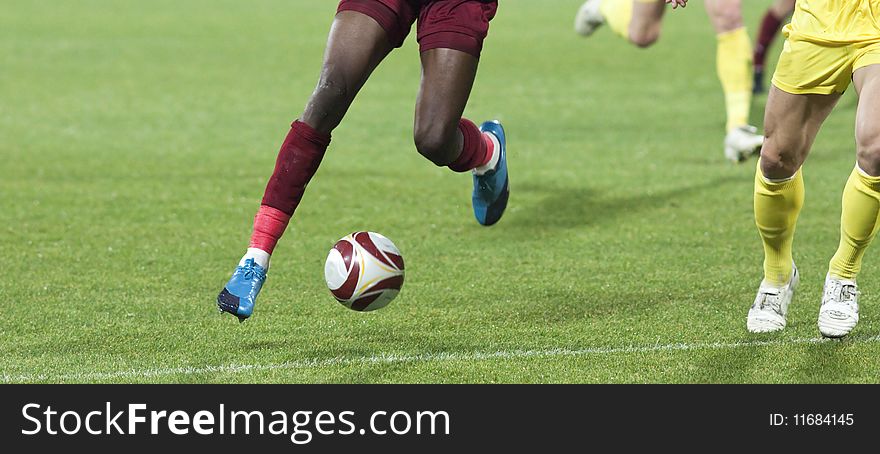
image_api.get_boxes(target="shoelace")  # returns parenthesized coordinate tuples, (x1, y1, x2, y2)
(238, 259, 266, 281)
(824, 280, 858, 308)
(756, 290, 782, 313)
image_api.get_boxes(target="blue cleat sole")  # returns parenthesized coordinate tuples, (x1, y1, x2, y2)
(217, 288, 250, 323)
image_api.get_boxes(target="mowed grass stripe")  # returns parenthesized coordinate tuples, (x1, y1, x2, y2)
(5, 335, 879, 383)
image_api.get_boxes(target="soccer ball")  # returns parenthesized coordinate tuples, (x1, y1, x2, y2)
(324, 232, 405, 311)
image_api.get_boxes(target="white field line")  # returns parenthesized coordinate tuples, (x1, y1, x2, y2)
(3, 335, 879, 383)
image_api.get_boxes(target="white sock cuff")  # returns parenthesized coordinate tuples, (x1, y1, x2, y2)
(855, 164, 877, 179)
(241, 248, 271, 269)
(761, 172, 797, 184)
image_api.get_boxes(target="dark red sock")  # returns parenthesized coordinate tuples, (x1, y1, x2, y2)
(754, 10, 784, 69)
(251, 120, 331, 253)
(448, 119, 491, 172)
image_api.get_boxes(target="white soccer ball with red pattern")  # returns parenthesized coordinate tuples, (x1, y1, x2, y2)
(324, 232, 405, 311)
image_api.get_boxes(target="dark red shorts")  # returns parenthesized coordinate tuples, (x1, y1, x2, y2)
(337, 0, 497, 58)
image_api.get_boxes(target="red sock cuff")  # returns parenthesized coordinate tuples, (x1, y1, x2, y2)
(483, 132, 495, 158)
(249, 205, 292, 254)
(292, 120, 332, 147)
(448, 119, 489, 173)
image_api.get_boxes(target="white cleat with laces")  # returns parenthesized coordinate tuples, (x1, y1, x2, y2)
(747, 266, 799, 333)
(574, 0, 605, 36)
(818, 274, 860, 338)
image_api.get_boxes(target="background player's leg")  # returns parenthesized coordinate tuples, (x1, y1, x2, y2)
(218, 10, 395, 321)
(574, 0, 662, 47)
(828, 65, 880, 281)
(752, 0, 795, 93)
(626, 0, 666, 47)
(706, 0, 766, 161)
(755, 87, 839, 286)
(705, 0, 751, 133)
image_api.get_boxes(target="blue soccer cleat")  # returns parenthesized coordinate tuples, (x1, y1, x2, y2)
(473, 120, 510, 226)
(217, 258, 267, 322)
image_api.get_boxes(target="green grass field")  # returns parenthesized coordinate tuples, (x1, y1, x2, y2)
(2, 0, 879, 383)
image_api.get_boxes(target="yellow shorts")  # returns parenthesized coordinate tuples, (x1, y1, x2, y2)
(772, 32, 880, 95)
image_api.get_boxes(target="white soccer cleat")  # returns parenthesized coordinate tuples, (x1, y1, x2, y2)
(747, 266, 799, 333)
(575, 0, 605, 36)
(818, 274, 860, 338)
(724, 125, 764, 163)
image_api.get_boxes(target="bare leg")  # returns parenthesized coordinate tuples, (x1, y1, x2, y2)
(751, 86, 836, 287)
(747, 87, 840, 332)
(218, 11, 398, 321)
(413, 48, 480, 166)
(704, 0, 743, 34)
(628, 0, 666, 48)
(301, 11, 395, 134)
(253, 12, 396, 250)
(820, 64, 880, 336)
(760, 86, 840, 178)
(576, 0, 664, 47)
(261, 11, 396, 217)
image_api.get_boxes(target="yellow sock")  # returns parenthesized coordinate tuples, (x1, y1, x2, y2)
(599, 0, 634, 39)
(754, 162, 804, 286)
(716, 27, 753, 132)
(829, 167, 880, 280)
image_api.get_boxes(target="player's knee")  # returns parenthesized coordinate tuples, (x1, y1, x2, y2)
(709, 1, 744, 33)
(630, 27, 660, 48)
(856, 134, 880, 175)
(759, 140, 802, 179)
(413, 123, 457, 166)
